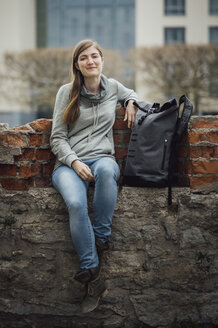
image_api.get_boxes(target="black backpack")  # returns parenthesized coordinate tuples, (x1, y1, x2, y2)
(123, 95, 193, 205)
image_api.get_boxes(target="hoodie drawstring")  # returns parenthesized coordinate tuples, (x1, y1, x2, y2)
(87, 103, 99, 143)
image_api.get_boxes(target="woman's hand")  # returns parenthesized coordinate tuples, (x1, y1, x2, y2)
(124, 100, 137, 129)
(72, 160, 94, 181)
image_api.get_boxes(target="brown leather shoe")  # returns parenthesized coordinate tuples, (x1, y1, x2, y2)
(81, 278, 108, 313)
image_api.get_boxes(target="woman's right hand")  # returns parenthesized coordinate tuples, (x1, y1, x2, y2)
(72, 160, 94, 181)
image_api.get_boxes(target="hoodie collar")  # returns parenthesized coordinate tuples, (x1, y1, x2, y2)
(80, 74, 108, 103)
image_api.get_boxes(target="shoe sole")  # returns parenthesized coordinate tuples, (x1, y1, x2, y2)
(81, 289, 109, 314)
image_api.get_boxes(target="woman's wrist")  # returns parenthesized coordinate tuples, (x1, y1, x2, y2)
(126, 99, 135, 107)
(71, 159, 81, 169)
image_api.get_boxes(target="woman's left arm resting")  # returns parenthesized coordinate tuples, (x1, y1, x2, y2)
(124, 99, 137, 129)
(115, 79, 138, 129)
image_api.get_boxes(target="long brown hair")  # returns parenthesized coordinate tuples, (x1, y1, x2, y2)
(63, 39, 103, 125)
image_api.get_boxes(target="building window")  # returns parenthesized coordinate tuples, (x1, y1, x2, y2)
(164, 0, 185, 15)
(209, 0, 218, 15)
(164, 27, 185, 44)
(210, 27, 218, 43)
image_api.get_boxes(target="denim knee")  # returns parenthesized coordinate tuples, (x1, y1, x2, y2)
(67, 198, 83, 212)
(93, 158, 120, 181)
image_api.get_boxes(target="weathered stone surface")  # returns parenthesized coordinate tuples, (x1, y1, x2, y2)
(0, 186, 217, 328)
(0, 146, 22, 164)
(0, 123, 9, 132)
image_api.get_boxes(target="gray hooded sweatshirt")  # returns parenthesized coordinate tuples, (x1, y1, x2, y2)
(50, 74, 138, 170)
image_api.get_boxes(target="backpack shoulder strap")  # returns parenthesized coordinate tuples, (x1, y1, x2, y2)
(176, 95, 193, 139)
(168, 95, 193, 206)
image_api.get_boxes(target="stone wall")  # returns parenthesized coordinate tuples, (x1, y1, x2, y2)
(0, 113, 218, 328)
(0, 187, 217, 328)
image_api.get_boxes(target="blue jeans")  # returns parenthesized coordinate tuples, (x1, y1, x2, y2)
(52, 157, 120, 270)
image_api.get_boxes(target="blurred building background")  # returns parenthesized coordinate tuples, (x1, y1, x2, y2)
(136, 0, 218, 108)
(38, 0, 135, 52)
(136, 0, 218, 46)
(0, 0, 217, 127)
(0, 0, 36, 127)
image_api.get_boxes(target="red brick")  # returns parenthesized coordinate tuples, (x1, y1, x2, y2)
(0, 178, 34, 191)
(43, 134, 51, 145)
(188, 131, 218, 144)
(31, 164, 42, 177)
(189, 146, 213, 159)
(19, 164, 41, 178)
(189, 175, 218, 189)
(35, 177, 52, 187)
(15, 148, 36, 161)
(7, 133, 27, 147)
(19, 166, 31, 178)
(0, 132, 28, 147)
(191, 119, 218, 129)
(36, 149, 54, 161)
(29, 134, 43, 146)
(113, 118, 129, 130)
(186, 160, 218, 175)
(29, 119, 52, 132)
(123, 133, 131, 145)
(113, 134, 121, 145)
(43, 163, 54, 176)
(0, 164, 17, 176)
(10, 125, 31, 131)
(116, 107, 125, 116)
(115, 148, 128, 159)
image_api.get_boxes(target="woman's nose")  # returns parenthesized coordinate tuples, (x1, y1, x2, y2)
(87, 57, 94, 64)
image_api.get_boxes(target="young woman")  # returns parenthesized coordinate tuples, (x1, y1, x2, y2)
(50, 39, 138, 313)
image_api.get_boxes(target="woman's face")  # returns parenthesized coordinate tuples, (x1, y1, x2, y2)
(76, 45, 103, 79)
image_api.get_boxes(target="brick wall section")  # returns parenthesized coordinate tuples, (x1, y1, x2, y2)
(113, 106, 131, 171)
(176, 116, 218, 189)
(0, 111, 217, 191)
(0, 119, 54, 191)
